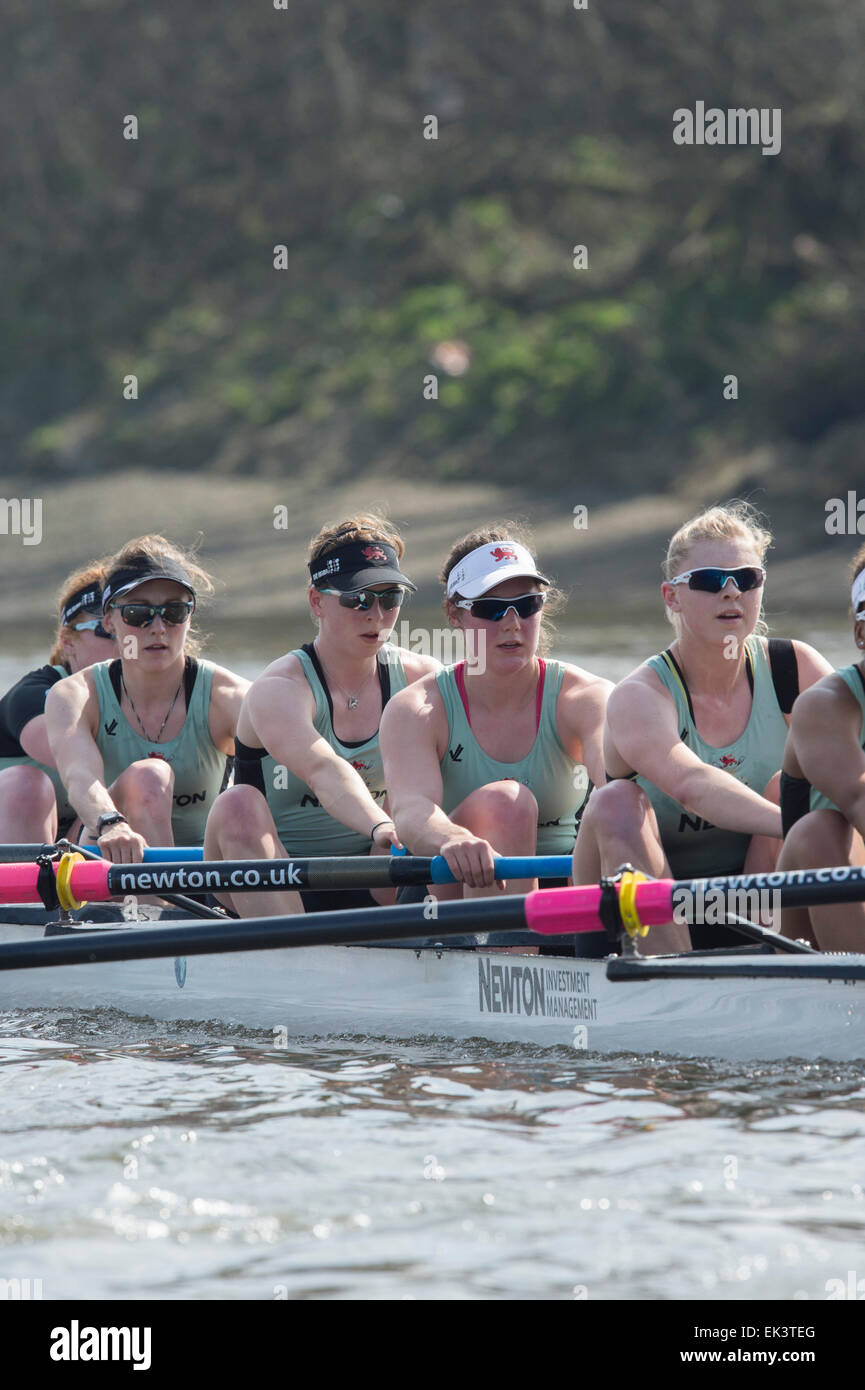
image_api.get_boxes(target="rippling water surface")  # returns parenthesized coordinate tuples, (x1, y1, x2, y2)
(2, 1012, 865, 1301)
(2, 626, 864, 1301)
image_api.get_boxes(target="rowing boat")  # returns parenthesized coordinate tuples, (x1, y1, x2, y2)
(2, 853, 865, 1062)
(1, 903, 864, 1062)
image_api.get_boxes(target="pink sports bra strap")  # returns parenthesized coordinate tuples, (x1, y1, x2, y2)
(454, 659, 546, 733)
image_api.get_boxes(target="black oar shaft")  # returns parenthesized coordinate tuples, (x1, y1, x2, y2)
(0, 897, 528, 971)
(102, 857, 436, 895)
(678, 866, 865, 910)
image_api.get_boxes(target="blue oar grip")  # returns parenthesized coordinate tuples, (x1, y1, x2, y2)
(429, 855, 570, 884)
(99, 847, 571, 879)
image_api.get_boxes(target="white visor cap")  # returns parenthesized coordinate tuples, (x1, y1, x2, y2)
(446, 541, 549, 600)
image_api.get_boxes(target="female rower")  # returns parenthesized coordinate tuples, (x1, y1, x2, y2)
(203, 516, 440, 916)
(379, 526, 611, 900)
(46, 536, 249, 862)
(574, 502, 832, 952)
(778, 546, 865, 951)
(0, 564, 114, 842)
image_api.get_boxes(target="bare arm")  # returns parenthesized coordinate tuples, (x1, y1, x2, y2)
(789, 678, 865, 833)
(380, 680, 501, 886)
(555, 671, 613, 791)
(606, 674, 782, 837)
(791, 639, 835, 700)
(44, 675, 144, 854)
(207, 665, 251, 754)
(18, 714, 56, 767)
(245, 671, 398, 844)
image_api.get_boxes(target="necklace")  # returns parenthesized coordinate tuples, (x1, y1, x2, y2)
(121, 671, 185, 743)
(315, 646, 377, 709)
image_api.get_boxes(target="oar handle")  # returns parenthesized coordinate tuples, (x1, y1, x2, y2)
(0, 853, 574, 906)
(525, 881, 675, 934)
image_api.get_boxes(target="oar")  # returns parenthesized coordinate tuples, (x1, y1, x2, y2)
(0, 865, 862, 972)
(0, 853, 573, 905)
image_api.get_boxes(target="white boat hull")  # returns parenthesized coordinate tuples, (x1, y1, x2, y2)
(1, 923, 864, 1060)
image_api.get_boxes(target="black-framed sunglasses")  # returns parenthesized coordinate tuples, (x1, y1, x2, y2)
(669, 566, 766, 594)
(72, 618, 115, 639)
(454, 593, 546, 621)
(317, 587, 406, 612)
(110, 600, 195, 628)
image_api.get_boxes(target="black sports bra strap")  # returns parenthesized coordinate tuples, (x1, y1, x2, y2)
(767, 638, 799, 714)
(109, 656, 195, 706)
(183, 656, 198, 704)
(109, 658, 122, 703)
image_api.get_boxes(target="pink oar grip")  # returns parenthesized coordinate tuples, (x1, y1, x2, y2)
(524, 880, 675, 935)
(69, 860, 112, 901)
(0, 859, 111, 905)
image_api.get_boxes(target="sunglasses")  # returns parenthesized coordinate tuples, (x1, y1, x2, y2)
(454, 593, 546, 621)
(72, 618, 115, 639)
(110, 600, 195, 627)
(669, 566, 766, 594)
(317, 587, 406, 612)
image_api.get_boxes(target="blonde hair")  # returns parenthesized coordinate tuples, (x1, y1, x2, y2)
(101, 535, 214, 657)
(49, 562, 108, 667)
(662, 500, 773, 634)
(440, 522, 563, 658)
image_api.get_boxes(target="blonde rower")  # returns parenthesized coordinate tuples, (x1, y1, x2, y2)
(46, 536, 248, 862)
(381, 527, 611, 899)
(779, 545, 865, 951)
(574, 502, 831, 952)
(204, 516, 440, 916)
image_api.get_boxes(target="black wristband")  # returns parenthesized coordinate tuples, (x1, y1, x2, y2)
(97, 812, 128, 836)
(370, 819, 394, 841)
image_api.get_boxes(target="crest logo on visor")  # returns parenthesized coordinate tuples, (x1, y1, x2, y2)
(490, 545, 518, 563)
(361, 545, 387, 561)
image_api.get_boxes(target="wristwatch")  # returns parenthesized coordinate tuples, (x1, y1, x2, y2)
(96, 811, 128, 835)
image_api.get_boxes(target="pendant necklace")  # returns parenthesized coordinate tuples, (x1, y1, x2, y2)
(316, 647, 377, 709)
(122, 672, 184, 742)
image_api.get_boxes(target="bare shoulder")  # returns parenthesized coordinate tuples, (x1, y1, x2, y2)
(247, 653, 312, 709)
(792, 670, 860, 727)
(558, 662, 614, 699)
(556, 663, 613, 722)
(396, 648, 443, 681)
(608, 660, 670, 710)
(206, 661, 251, 699)
(789, 638, 835, 687)
(46, 667, 94, 710)
(385, 669, 443, 717)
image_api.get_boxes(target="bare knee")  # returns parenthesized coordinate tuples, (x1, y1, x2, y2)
(205, 784, 278, 851)
(580, 779, 650, 838)
(114, 758, 174, 816)
(781, 809, 849, 867)
(0, 764, 57, 816)
(459, 780, 538, 836)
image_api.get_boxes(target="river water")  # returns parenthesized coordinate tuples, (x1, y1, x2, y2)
(1, 623, 864, 1304)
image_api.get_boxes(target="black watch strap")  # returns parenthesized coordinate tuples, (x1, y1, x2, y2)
(97, 812, 128, 835)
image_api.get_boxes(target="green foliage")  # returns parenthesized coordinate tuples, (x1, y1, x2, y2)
(3, 0, 865, 487)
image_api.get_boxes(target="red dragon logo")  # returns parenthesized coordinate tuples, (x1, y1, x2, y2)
(718, 754, 743, 770)
(490, 545, 518, 562)
(350, 759, 372, 772)
(361, 545, 387, 562)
